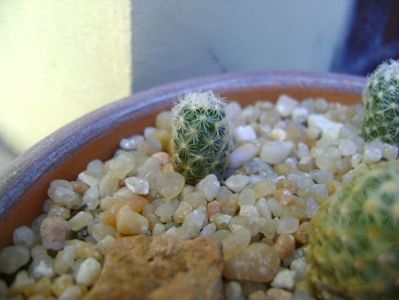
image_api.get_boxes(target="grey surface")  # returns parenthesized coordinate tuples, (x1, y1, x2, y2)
(132, 0, 354, 91)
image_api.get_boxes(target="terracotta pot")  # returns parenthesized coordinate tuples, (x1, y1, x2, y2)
(0, 72, 366, 247)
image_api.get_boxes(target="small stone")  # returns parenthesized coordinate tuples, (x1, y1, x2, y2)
(183, 192, 207, 209)
(253, 180, 276, 199)
(229, 143, 260, 169)
(222, 228, 251, 260)
(277, 216, 299, 234)
(99, 174, 120, 198)
(338, 139, 357, 156)
(238, 188, 256, 206)
(40, 216, 71, 250)
(225, 175, 250, 193)
(292, 107, 309, 123)
(52, 274, 74, 297)
(242, 158, 277, 179)
(59, 285, 82, 300)
(182, 206, 208, 238)
(225, 101, 242, 122)
(200, 223, 217, 237)
(351, 153, 362, 168)
(224, 281, 245, 300)
(13, 225, 36, 248)
(266, 288, 292, 300)
(223, 243, 280, 282)
(239, 205, 260, 218)
(116, 205, 149, 235)
(156, 111, 173, 130)
(54, 245, 76, 275)
(152, 223, 165, 236)
(151, 152, 171, 165)
(154, 171, 185, 200)
(363, 141, 384, 162)
(0, 246, 30, 274)
(211, 213, 232, 230)
(30, 255, 55, 279)
(78, 171, 100, 187)
(76, 257, 101, 286)
(49, 205, 71, 219)
(308, 114, 343, 140)
(234, 125, 257, 143)
(107, 152, 136, 179)
(269, 128, 287, 141)
(154, 203, 175, 223)
(89, 222, 116, 242)
(272, 234, 295, 260)
(207, 201, 222, 219)
(294, 222, 310, 244)
(68, 239, 102, 261)
(97, 235, 116, 255)
(173, 201, 193, 224)
(255, 198, 272, 219)
(275, 95, 299, 117)
(68, 211, 93, 231)
(83, 186, 100, 210)
(271, 269, 296, 290)
(144, 127, 156, 139)
(197, 174, 220, 201)
(383, 143, 398, 160)
(259, 218, 277, 239)
(48, 181, 83, 209)
(260, 141, 294, 164)
(119, 135, 144, 150)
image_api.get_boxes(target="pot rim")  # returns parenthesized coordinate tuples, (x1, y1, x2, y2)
(0, 71, 366, 218)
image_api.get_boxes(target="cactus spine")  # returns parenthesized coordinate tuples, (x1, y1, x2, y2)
(361, 59, 399, 144)
(307, 160, 399, 299)
(171, 92, 230, 184)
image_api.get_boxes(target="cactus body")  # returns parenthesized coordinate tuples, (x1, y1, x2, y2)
(171, 92, 230, 184)
(307, 160, 399, 299)
(362, 60, 399, 144)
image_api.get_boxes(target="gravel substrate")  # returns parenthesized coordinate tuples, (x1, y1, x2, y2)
(0, 94, 397, 300)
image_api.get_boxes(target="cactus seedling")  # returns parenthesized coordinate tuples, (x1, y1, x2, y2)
(307, 160, 399, 299)
(361, 59, 399, 144)
(171, 92, 230, 185)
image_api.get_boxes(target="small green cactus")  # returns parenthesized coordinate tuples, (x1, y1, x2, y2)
(171, 92, 230, 184)
(362, 59, 399, 144)
(307, 160, 399, 299)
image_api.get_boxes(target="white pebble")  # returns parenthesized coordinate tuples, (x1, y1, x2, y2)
(308, 114, 343, 141)
(228, 143, 259, 168)
(271, 268, 296, 290)
(255, 198, 272, 219)
(125, 177, 149, 195)
(54, 245, 76, 275)
(144, 127, 156, 139)
(68, 211, 93, 231)
(234, 125, 257, 143)
(225, 102, 242, 122)
(306, 198, 319, 218)
(48, 183, 83, 209)
(154, 203, 175, 223)
(260, 141, 294, 164)
(338, 139, 357, 156)
(297, 143, 310, 159)
(239, 205, 260, 218)
(277, 216, 299, 234)
(383, 143, 398, 160)
(78, 172, 100, 187)
(200, 223, 217, 237)
(59, 285, 82, 300)
(0, 246, 30, 274)
(120, 135, 144, 150)
(83, 186, 100, 210)
(292, 107, 309, 122)
(269, 128, 287, 141)
(13, 226, 36, 248)
(76, 257, 101, 286)
(30, 256, 55, 279)
(225, 175, 250, 193)
(276, 95, 299, 117)
(197, 174, 220, 201)
(152, 223, 166, 236)
(363, 141, 383, 163)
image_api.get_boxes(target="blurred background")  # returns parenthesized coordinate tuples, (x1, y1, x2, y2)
(0, 0, 398, 169)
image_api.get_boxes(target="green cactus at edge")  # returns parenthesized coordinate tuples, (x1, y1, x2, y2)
(362, 59, 399, 144)
(307, 160, 399, 300)
(171, 92, 230, 185)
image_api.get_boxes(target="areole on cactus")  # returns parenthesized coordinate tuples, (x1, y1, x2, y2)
(361, 59, 399, 144)
(307, 160, 399, 300)
(171, 92, 230, 185)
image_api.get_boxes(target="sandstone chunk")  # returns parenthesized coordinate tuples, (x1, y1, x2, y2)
(85, 236, 224, 300)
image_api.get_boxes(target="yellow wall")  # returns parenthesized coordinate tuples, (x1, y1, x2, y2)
(0, 0, 132, 152)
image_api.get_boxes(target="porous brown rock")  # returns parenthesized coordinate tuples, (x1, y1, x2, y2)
(84, 236, 224, 300)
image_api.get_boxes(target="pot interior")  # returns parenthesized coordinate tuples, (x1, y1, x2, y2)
(0, 73, 364, 247)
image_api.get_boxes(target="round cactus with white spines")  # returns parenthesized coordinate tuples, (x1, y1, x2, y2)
(362, 60, 399, 144)
(171, 92, 230, 184)
(307, 160, 399, 299)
